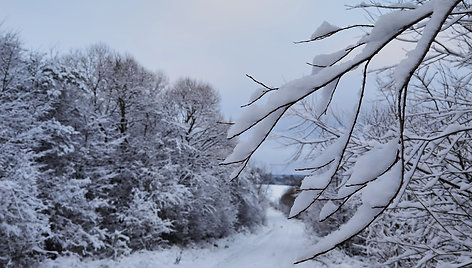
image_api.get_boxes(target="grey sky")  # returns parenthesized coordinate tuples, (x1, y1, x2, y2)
(0, 0, 367, 173)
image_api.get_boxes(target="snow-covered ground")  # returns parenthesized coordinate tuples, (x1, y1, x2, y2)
(262, 184, 292, 204)
(41, 185, 366, 268)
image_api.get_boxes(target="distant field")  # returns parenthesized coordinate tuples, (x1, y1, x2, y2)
(263, 184, 292, 204)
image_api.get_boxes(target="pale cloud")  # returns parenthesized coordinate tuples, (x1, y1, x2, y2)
(172, 0, 293, 28)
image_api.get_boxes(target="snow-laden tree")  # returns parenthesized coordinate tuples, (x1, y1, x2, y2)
(59, 47, 266, 252)
(0, 87, 49, 266)
(163, 78, 266, 242)
(165, 78, 221, 145)
(31, 60, 109, 257)
(224, 0, 471, 265)
(0, 31, 23, 92)
(356, 64, 472, 266)
(0, 32, 55, 266)
(0, 31, 83, 266)
(62, 48, 180, 253)
(0, 33, 267, 264)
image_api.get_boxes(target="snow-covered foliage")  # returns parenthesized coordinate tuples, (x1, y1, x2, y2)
(0, 33, 266, 266)
(225, 0, 471, 266)
(0, 33, 52, 266)
(39, 207, 365, 268)
(359, 64, 472, 266)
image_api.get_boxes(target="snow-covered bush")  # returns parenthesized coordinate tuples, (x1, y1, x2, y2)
(231, 166, 268, 231)
(0, 154, 49, 267)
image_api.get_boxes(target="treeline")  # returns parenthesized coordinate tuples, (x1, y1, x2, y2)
(0, 30, 266, 266)
(262, 174, 304, 186)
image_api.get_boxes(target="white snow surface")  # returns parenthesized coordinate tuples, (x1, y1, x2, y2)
(298, 162, 403, 261)
(263, 184, 291, 204)
(40, 186, 366, 268)
(311, 21, 340, 40)
(337, 138, 398, 198)
(394, 0, 458, 92)
(40, 208, 363, 268)
(319, 200, 338, 222)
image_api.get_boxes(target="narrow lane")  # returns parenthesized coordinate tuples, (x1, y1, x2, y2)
(212, 207, 317, 268)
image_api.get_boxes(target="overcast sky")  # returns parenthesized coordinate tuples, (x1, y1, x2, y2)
(0, 0, 368, 173)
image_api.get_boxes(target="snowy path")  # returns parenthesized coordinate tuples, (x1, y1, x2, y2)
(210, 208, 315, 268)
(42, 185, 364, 267)
(42, 208, 315, 267)
(42, 207, 363, 267)
(175, 207, 361, 268)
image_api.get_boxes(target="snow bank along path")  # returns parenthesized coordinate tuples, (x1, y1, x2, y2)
(41, 208, 316, 268)
(41, 185, 362, 267)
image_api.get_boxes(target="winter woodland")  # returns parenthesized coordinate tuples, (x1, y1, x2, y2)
(2, 0, 472, 267)
(0, 38, 266, 266)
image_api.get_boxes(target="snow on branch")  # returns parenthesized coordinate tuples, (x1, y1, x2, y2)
(295, 23, 374, 44)
(225, 0, 463, 263)
(350, 2, 419, 10)
(224, 0, 451, 176)
(295, 162, 403, 264)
